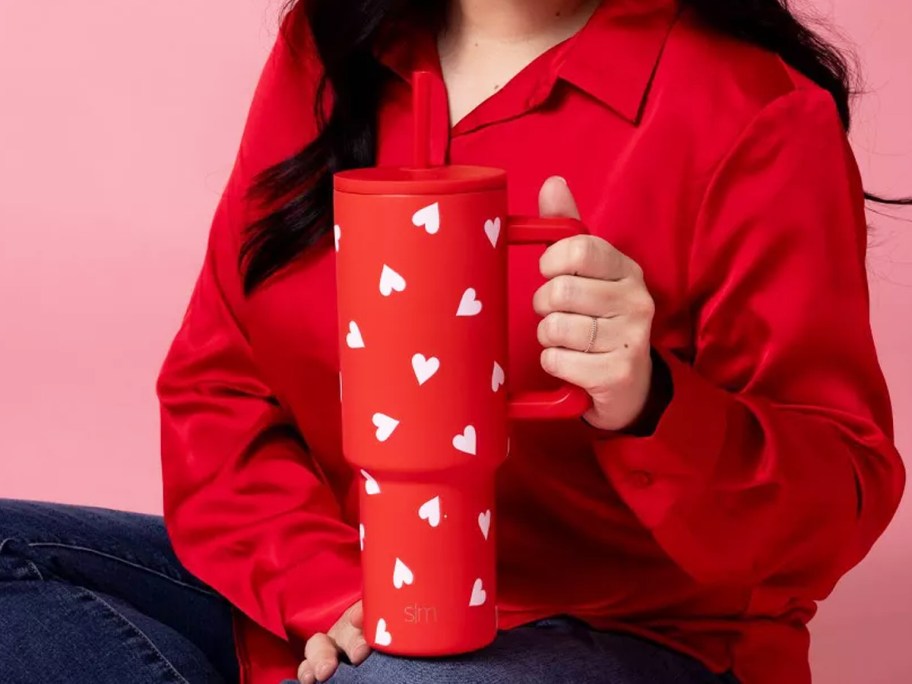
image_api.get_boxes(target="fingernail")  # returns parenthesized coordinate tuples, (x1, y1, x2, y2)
(554, 176, 568, 184)
(316, 662, 333, 680)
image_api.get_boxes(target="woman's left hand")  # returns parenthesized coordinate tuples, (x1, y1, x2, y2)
(532, 177, 656, 432)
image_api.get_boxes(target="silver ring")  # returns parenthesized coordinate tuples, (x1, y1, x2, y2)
(584, 316, 599, 353)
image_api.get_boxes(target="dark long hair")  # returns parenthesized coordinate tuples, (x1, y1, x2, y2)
(240, 0, 910, 294)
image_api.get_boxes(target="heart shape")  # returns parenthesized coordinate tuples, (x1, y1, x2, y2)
(346, 321, 365, 349)
(411, 354, 440, 385)
(359, 523, 365, 551)
(379, 264, 407, 297)
(478, 510, 491, 540)
(360, 469, 381, 496)
(375, 618, 392, 647)
(484, 217, 501, 248)
(453, 426, 477, 456)
(469, 578, 487, 607)
(456, 288, 483, 317)
(491, 361, 505, 392)
(393, 558, 414, 589)
(372, 413, 399, 442)
(418, 496, 441, 528)
(412, 202, 440, 235)
(333, 224, 341, 252)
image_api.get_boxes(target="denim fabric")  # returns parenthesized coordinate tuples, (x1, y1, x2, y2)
(0, 498, 238, 684)
(1, 498, 737, 684)
(282, 617, 739, 684)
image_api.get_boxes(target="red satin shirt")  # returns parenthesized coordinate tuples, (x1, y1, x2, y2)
(156, 2, 905, 683)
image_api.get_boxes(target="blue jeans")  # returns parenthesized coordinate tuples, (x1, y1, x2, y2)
(0, 499, 737, 683)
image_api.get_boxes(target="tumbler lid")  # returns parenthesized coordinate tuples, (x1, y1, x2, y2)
(334, 165, 506, 196)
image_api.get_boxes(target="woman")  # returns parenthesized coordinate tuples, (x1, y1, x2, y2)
(0, 0, 906, 682)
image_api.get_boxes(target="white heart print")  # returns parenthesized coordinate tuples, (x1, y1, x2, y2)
(418, 496, 441, 528)
(359, 523, 365, 551)
(456, 288, 483, 317)
(372, 413, 399, 442)
(379, 264, 407, 296)
(360, 469, 381, 496)
(412, 202, 440, 235)
(393, 558, 414, 589)
(469, 578, 487, 607)
(411, 354, 440, 385)
(453, 426, 477, 456)
(484, 217, 501, 248)
(491, 362, 505, 392)
(375, 618, 392, 647)
(346, 321, 365, 349)
(333, 224, 341, 252)
(478, 510, 491, 540)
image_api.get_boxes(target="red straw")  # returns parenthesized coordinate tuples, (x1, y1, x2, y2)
(412, 70, 433, 168)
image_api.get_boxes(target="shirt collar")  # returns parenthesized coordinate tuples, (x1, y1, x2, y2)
(376, 0, 681, 126)
(556, 0, 682, 123)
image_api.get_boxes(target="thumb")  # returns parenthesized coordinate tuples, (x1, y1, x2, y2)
(347, 600, 364, 630)
(539, 176, 581, 220)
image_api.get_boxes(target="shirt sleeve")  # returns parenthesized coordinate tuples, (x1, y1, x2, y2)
(589, 87, 906, 596)
(156, 12, 362, 646)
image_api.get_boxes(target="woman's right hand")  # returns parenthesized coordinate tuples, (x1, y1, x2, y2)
(297, 600, 371, 683)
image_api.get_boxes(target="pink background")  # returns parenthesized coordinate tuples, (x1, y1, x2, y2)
(0, 2, 908, 681)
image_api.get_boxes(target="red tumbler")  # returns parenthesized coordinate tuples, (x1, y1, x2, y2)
(333, 163, 590, 656)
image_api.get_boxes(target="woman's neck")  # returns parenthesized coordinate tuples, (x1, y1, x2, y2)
(438, 0, 600, 125)
(447, 0, 599, 43)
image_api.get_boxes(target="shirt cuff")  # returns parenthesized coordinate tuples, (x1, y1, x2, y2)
(586, 346, 733, 528)
(281, 544, 363, 652)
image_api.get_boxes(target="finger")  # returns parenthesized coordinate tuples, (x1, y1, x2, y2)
(540, 347, 628, 395)
(347, 601, 364, 631)
(330, 621, 372, 667)
(533, 275, 634, 318)
(304, 633, 339, 682)
(540, 234, 636, 281)
(538, 175, 581, 220)
(297, 660, 316, 684)
(538, 312, 634, 354)
(328, 601, 370, 665)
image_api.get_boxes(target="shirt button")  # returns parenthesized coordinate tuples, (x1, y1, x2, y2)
(628, 471, 653, 489)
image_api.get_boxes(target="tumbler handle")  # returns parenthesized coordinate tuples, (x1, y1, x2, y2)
(506, 216, 592, 421)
